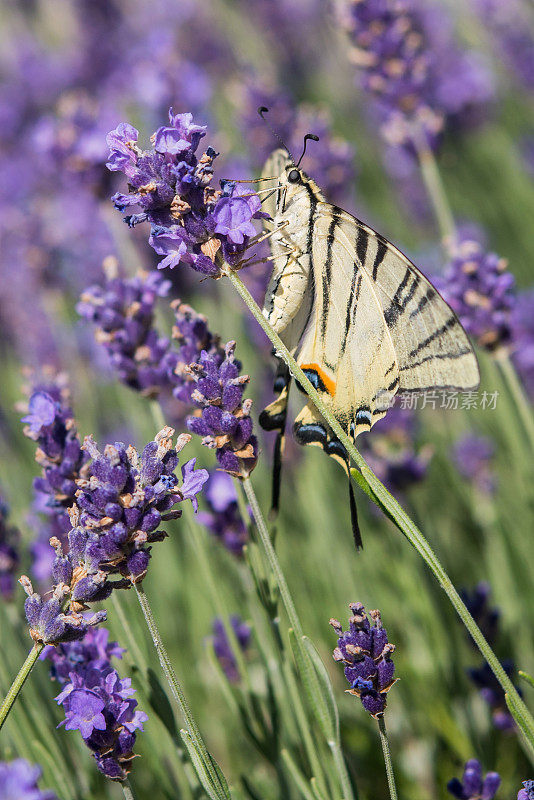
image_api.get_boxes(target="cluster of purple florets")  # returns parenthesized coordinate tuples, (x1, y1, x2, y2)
(212, 615, 251, 683)
(106, 110, 266, 275)
(21, 427, 208, 646)
(22, 384, 88, 536)
(0, 759, 56, 800)
(186, 342, 258, 478)
(168, 299, 223, 406)
(43, 627, 147, 781)
(198, 472, 249, 556)
(338, 0, 494, 151)
(331, 603, 396, 717)
(78, 267, 173, 397)
(447, 758, 501, 800)
(519, 781, 534, 800)
(438, 237, 516, 352)
(0, 494, 20, 599)
(461, 582, 516, 731)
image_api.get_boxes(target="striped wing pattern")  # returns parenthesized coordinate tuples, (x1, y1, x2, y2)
(314, 206, 480, 396)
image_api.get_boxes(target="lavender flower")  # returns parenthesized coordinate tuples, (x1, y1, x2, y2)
(78, 266, 173, 397)
(212, 616, 251, 682)
(447, 759, 501, 799)
(186, 343, 259, 478)
(452, 435, 496, 495)
(21, 428, 208, 645)
(197, 471, 249, 556)
(437, 236, 515, 352)
(330, 603, 397, 717)
(0, 759, 56, 800)
(473, 0, 534, 91)
(511, 290, 534, 400)
(518, 781, 534, 800)
(0, 494, 20, 599)
(167, 300, 223, 407)
(338, 0, 494, 152)
(43, 627, 147, 781)
(107, 110, 266, 275)
(21, 382, 88, 530)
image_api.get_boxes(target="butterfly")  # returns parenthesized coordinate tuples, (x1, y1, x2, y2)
(257, 141, 479, 546)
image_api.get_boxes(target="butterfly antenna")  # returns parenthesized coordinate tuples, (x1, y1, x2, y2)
(296, 133, 320, 167)
(257, 106, 295, 161)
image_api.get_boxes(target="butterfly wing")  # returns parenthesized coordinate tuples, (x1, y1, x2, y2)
(295, 209, 400, 438)
(313, 205, 480, 395)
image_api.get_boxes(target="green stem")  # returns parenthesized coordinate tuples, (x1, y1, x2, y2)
(134, 583, 230, 798)
(225, 267, 534, 745)
(496, 352, 534, 453)
(122, 778, 135, 800)
(242, 477, 303, 638)
(329, 739, 355, 800)
(415, 141, 456, 246)
(377, 716, 398, 800)
(0, 643, 43, 732)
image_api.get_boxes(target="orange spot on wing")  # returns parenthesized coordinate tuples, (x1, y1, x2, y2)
(301, 363, 337, 396)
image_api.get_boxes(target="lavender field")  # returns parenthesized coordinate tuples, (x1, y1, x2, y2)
(1, 1, 534, 799)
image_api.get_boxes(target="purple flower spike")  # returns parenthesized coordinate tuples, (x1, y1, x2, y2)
(0, 759, 57, 800)
(186, 342, 258, 479)
(106, 110, 264, 275)
(518, 780, 534, 800)
(78, 268, 173, 397)
(197, 471, 249, 556)
(44, 627, 147, 781)
(437, 234, 516, 352)
(337, 0, 495, 154)
(452, 435, 496, 495)
(447, 759, 500, 799)
(212, 616, 251, 682)
(331, 603, 397, 717)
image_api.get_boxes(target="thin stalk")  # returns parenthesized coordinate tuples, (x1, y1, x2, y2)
(329, 739, 355, 800)
(0, 643, 43, 731)
(415, 141, 456, 245)
(225, 267, 534, 744)
(133, 583, 228, 797)
(242, 477, 303, 638)
(496, 352, 534, 453)
(377, 716, 398, 800)
(122, 778, 135, 800)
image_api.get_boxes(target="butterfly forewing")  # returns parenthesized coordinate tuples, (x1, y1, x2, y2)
(313, 206, 480, 394)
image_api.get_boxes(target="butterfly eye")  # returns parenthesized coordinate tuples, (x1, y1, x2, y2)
(288, 169, 300, 184)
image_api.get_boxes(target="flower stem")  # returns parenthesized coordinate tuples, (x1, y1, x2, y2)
(0, 643, 43, 732)
(134, 583, 231, 799)
(415, 141, 456, 246)
(226, 267, 534, 746)
(122, 778, 135, 800)
(495, 352, 534, 453)
(377, 715, 398, 800)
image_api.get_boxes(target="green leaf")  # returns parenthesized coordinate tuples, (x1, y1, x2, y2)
(289, 629, 338, 744)
(519, 670, 534, 690)
(180, 729, 232, 800)
(280, 748, 317, 800)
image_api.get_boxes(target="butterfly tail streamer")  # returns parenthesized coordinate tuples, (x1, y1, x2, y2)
(259, 359, 291, 517)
